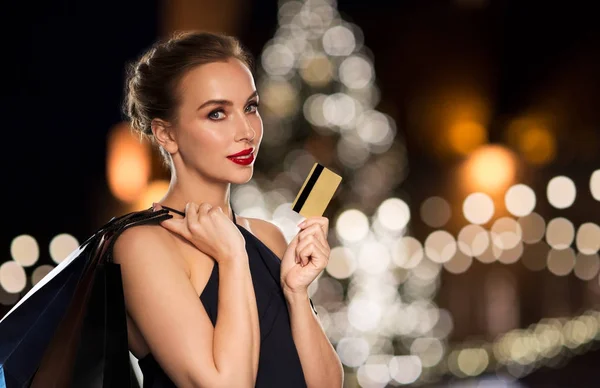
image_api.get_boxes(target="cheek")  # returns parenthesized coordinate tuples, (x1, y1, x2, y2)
(178, 122, 225, 156)
(198, 130, 230, 155)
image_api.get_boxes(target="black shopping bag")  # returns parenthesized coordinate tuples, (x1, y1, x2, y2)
(0, 208, 172, 388)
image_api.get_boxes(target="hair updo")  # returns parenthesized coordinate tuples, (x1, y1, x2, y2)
(123, 30, 254, 166)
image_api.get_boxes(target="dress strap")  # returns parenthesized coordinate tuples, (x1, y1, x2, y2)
(158, 202, 236, 224)
(159, 205, 185, 217)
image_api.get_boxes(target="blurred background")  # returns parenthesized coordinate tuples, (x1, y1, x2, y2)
(2, 0, 599, 386)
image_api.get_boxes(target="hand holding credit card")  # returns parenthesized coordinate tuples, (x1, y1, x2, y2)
(291, 162, 342, 218)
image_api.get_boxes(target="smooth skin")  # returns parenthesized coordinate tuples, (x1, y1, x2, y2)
(113, 57, 343, 388)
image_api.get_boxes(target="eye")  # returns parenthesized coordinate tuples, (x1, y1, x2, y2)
(245, 101, 259, 113)
(208, 109, 225, 120)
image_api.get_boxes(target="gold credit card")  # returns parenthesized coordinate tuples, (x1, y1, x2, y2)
(292, 162, 342, 218)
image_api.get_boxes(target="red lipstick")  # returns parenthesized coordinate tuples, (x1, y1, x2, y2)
(227, 148, 255, 166)
(227, 148, 254, 157)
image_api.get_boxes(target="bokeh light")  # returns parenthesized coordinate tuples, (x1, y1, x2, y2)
(425, 230, 457, 264)
(497, 240, 524, 265)
(545, 217, 575, 250)
(260, 79, 300, 119)
(573, 253, 600, 281)
(356, 110, 395, 151)
(357, 356, 392, 387)
(326, 246, 357, 279)
(444, 250, 473, 274)
(447, 121, 488, 156)
(322, 25, 356, 56)
(336, 209, 370, 243)
(457, 224, 490, 256)
(10, 235, 39, 267)
(49, 233, 80, 264)
(389, 355, 422, 384)
(337, 337, 370, 367)
(31, 264, 55, 286)
(505, 184, 536, 217)
(106, 122, 151, 203)
(591, 170, 600, 201)
(337, 135, 371, 168)
(547, 248, 576, 276)
(517, 126, 556, 165)
(457, 348, 489, 376)
(299, 53, 333, 87)
(303, 94, 329, 128)
(323, 93, 357, 128)
(391, 237, 424, 269)
(506, 117, 556, 165)
(521, 242, 549, 271)
(261, 43, 295, 76)
(518, 213, 546, 244)
(0, 261, 27, 294)
(358, 241, 391, 275)
(461, 145, 517, 193)
(410, 337, 445, 367)
(133, 179, 171, 211)
(575, 223, 600, 255)
(420, 196, 451, 228)
(348, 297, 382, 332)
(491, 217, 523, 250)
(475, 241, 502, 264)
(339, 54, 374, 89)
(547, 176, 576, 209)
(376, 198, 410, 232)
(463, 192, 495, 225)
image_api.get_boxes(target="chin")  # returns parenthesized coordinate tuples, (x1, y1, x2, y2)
(230, 169, 254, 184)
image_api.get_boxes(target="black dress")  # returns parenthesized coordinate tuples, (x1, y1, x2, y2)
(137, 207, 309, 387)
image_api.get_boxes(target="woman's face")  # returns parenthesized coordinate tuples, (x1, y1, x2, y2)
(171, 58, 263, 184)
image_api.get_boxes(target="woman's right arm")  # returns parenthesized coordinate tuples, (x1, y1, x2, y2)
(113, 225, 259, 388)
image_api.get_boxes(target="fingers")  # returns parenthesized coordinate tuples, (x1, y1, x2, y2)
(183, 202, 198, 233)
(161, 202, 217, 237)
(295, 233, 329, 267)
(160, 216, 185, 236)
(298, 217, 329, 238)
(198, 202, 214, 216)
(207, 205, 222, 217)
(296, 241, 328, 268)
(294, 219, 331, 267)
(298, 224, 327, 247)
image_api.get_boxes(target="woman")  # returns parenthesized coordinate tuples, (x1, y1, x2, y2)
(114, 30, 343, 387)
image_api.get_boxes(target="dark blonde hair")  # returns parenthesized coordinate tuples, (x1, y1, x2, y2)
(123, 30, 254, 166)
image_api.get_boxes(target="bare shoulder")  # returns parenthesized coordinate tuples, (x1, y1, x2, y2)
(245, 217, 289, 260)
(112, 223, 169, 261)
(112, 223, 189, 274)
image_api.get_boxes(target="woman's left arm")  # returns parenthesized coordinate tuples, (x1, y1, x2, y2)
(285, 289, 344, 388)
(252, 217, 344, 388)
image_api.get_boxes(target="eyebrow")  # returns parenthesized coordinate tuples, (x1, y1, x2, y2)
(196, 91, 259, 111)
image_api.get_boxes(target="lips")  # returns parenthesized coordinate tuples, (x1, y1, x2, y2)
(227, 148, 254, 158)
(228, 153, 255, 166)
(227, 147, 255, 166)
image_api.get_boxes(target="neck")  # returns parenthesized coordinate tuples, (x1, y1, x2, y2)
(157, 170, 234, 220)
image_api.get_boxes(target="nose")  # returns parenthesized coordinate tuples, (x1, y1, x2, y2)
(236, 113, 256, 142)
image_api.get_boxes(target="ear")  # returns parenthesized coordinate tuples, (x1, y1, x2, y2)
(151, 118, 178, 154)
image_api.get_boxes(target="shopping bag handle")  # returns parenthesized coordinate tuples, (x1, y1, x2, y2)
(29, 208, 173, 387)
